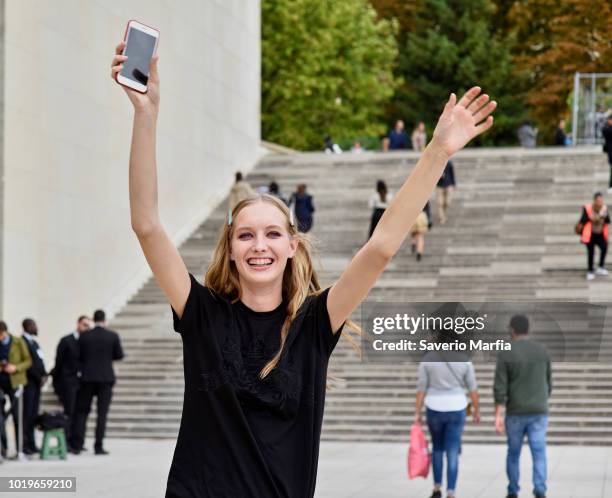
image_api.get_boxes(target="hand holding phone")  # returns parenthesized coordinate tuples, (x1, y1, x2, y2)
(111, 20, 160, 113)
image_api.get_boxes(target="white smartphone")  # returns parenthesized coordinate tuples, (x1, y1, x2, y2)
(116, 20, 159, 93)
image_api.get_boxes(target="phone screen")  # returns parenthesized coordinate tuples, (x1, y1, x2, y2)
(120, 27, 157, 86)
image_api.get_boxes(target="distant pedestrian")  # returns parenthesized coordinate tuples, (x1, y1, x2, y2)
(410, 202, 431, 261)
(517, 121, 538, 148)
(411, 121, 427, 152)
(602, 114, 612, 191)
(494, 314, 552, 498)
(554, 119, 568, 146)
(51, 315, 91, 443)
(289, 184, 315, 233)
(369, 180, 393, 238)
(229, 172, 255, 210)
(21, 318, 47, 455)
(70, 310, 124, 455)
(268, 181, 287, 205)
(415, 348, 480, 498)
(388, 120, 408, 150)
(0, 321, 31, 456)
(577, 192, 609, 280)
(324, 135, 342, 154)
(595, 106, 608, 141)
(382, 136, 390, 151)
(436, 161, 456, 225)
(351, 141, 364, 153)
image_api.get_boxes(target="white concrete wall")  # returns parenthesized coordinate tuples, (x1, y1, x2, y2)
(3, 0, 261, 357)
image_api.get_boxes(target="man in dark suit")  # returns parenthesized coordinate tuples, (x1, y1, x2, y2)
(51, 315, 91, 443)
(21, 318, 47, 455)
(70, 310, 123, 455)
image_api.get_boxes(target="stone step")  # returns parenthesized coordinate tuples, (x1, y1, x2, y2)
(83, 418, 612, 435)
(318, 433, 612, 445)
(42, 395, 612, 410)
(324, 398, 612, 408)
(41, 402, 612, 418)
(72, 410, 612, 426)
(322, 390, 612, 398)
(39, 374, 604, 389)
(47, 373, 609, 386)
(321, 423, 612, 436)
(322, 411, 612, 421)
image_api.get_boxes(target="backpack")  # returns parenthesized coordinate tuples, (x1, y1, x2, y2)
(36, 411, 68, 431)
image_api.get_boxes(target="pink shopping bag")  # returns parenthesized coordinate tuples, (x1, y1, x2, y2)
(407, 423, 430, 479)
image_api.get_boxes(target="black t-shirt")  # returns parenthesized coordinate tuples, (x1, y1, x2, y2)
(166, 274, 343, 498)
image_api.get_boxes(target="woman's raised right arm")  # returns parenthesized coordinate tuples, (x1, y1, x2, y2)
(111, 41, 190, 317)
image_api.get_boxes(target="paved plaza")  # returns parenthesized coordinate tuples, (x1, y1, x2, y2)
(1, 440, 610, 497)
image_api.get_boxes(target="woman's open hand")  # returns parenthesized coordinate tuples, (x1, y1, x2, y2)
(431, 87, 496, 158)
(111, 41, 160, 115)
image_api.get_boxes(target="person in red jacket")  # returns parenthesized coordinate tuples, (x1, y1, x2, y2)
(579, 192, 610, 280)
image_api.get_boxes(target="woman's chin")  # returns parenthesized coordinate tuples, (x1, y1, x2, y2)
(240, 267, 283, 286)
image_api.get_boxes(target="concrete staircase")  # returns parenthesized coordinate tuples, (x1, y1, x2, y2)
(44, 146, 612, 444)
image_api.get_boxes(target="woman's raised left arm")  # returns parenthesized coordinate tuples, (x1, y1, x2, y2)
(327, 87, 496, 332)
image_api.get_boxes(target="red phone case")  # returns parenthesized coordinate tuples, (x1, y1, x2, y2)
(115, 19, 160, 94)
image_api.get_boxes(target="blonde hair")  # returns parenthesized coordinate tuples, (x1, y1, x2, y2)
(205, 194, 359, 378)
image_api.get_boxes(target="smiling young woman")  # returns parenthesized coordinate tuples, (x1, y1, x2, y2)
(111, 35, 496, 498)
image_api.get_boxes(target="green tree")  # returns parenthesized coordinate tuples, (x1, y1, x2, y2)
(489, 0, 519, 36)
(262, 0, 400, 150)
(507, 0, 612, 142)
(369, 0, 419, 44)
(390, 0, 527, 145)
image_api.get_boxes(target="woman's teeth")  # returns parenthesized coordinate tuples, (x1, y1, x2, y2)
(248, 258, 273, 266)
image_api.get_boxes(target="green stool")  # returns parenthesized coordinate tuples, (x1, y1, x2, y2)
(40, 428, 68, 460)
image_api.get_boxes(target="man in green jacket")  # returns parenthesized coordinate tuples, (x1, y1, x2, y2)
(0, 320, 32, 456)
(494, 314, 552, 498)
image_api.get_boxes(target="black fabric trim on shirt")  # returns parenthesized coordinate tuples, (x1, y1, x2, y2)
(171, 273, 221, 334)
(172, 274, 197, 333)
(313, 287, 344, 357)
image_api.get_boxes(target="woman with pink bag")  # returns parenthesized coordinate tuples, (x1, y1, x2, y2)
(414, 352, 480, 498)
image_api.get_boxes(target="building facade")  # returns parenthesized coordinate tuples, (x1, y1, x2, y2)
(2, 0, 261, 355)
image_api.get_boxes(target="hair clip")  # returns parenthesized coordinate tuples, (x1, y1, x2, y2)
(228, 208, 233, 226)
(289, 209, 295, 227)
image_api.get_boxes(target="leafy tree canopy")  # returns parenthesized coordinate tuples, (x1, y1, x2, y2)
(262, 0, 400, 150)
(507, 0, 612, 141)
(389, 0, 527, 146)
(369, 0, 419, 43)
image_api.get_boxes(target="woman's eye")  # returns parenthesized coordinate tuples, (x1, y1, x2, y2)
(268, 231, 281, 238)
(238, 233, 252, 240)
